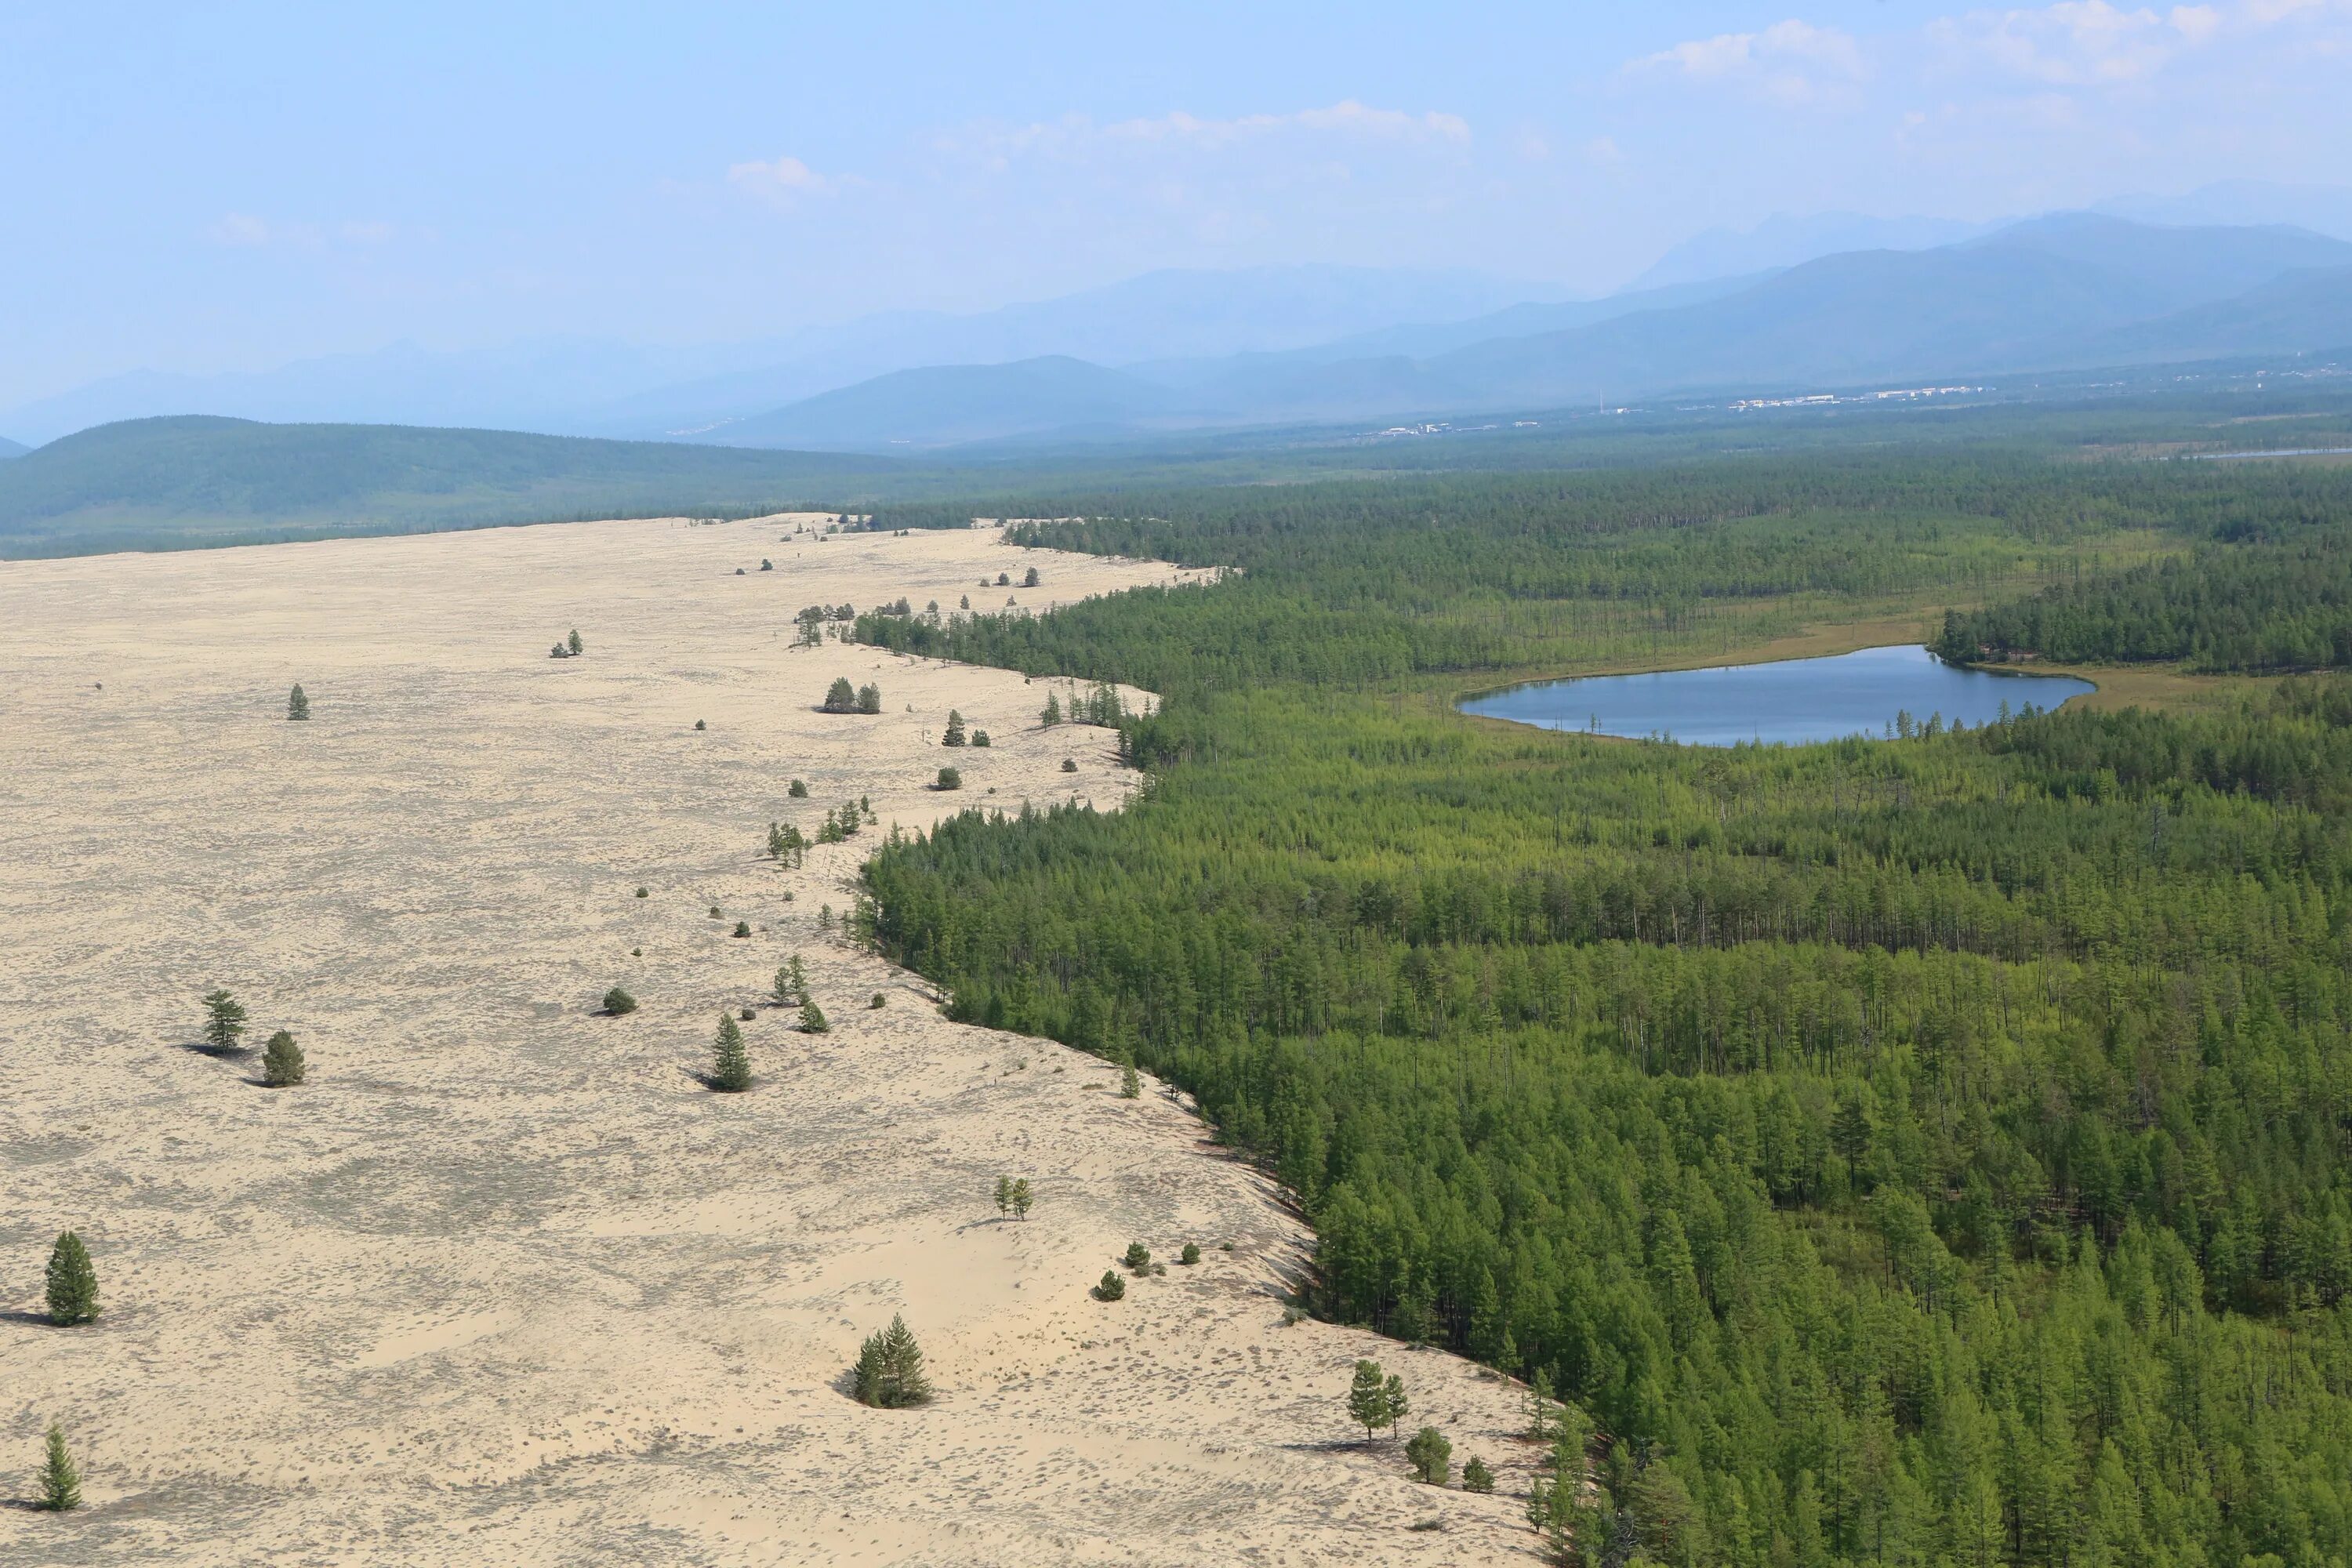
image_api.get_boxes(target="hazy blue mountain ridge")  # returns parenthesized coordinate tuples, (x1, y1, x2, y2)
(709, 216, 2352, 448)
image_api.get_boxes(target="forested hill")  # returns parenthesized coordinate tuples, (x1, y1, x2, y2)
(0, 416, 896, 557)
(852, 452, 2352, 1566)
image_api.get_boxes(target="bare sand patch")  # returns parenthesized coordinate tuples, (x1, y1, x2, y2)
(0, 518, 1534, 1564)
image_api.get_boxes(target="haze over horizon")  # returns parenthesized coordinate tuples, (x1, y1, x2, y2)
(9, 2, 2352, 417)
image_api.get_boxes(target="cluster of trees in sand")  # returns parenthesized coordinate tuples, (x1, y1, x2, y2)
(30, 987, 309, 1508)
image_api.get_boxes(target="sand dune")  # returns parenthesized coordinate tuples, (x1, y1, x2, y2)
(0, 517, 1537, 1565)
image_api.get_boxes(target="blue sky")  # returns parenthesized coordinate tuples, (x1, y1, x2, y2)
(5, 1, 2348, 405)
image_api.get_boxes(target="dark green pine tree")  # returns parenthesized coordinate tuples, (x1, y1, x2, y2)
(822, 677, 858, 713)
(39, 1422, 81, 1512)
(1348, 1359, 1392, 1439)
(1404, 1425, 1450, 1485)
(263, 1029, 307, 1087)
(201, 988, 247, 1054)
(566, 628, 583, 655)
(855, 1313, 932, 1407)
(798, 998, 829, 1035)
(286, 683, 310, 720)
(710, 1013, 751, 1091)
(854, 1327, 887, 1405)
(940, 710, 967, 746)
(45, 1232, 99, 1325)
(879, 1314, 930, 1405)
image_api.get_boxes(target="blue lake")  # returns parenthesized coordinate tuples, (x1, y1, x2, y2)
(1460, 644, 2096, 747)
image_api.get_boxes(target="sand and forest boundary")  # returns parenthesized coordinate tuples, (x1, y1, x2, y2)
(1, 517, 1537, 1566)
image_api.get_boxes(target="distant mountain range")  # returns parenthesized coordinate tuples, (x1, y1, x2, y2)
(0, 435, 25, 460)
(0, 265, 1566, 448)
(704, 216, 2352, 451)
(8, 190, 2352, 461)
(0, 416, 891, 557)
(1627, 212, 1998, 292)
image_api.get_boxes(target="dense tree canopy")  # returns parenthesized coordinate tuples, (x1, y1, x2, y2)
(856, 451, 2352, 1566)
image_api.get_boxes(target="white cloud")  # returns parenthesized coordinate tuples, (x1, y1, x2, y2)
(1929, 1, 2222, 84)
(726, 154, 836, 207)
(1631, 19, 1872, 105)
(2241, 0, 2332, 22)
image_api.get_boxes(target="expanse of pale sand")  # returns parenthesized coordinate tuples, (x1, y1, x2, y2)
(0, 517, 1539, 1566)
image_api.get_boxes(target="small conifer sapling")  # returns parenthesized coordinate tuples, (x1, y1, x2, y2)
(799, 998, 829, 1034)
(604, 987, 637, 1014)
(39, 1422, 81, 1512)
(45, 1232, 98, 1326)
(1094, 1270, 1125, 1301)
(1462, 1455, 1495, 1493)
(1124, 1242, 1151, 1273)
(286, 683, 310, 720)
(1010, 1178, 1033, 1219)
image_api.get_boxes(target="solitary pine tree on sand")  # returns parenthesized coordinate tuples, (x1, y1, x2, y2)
(263, 1029, 307, 1087)
(45, 1232, 98, 1326)
(39, 1422, 81, 1511)
(201, 989, 247, 1054)
(1348, 1359, 1396, 1439)
(710, 1013, 751, 1091)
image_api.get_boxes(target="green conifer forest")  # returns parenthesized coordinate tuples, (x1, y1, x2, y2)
(855, 448, 2352, 1566)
